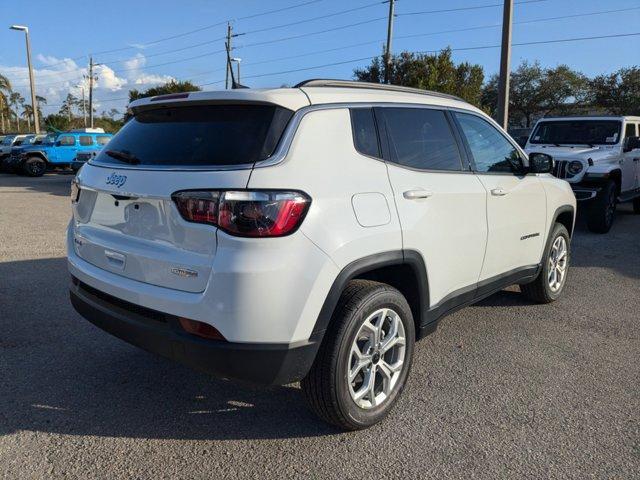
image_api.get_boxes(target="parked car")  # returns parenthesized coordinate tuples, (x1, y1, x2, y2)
(0, 134, 32, 169)
(508, 127, 533, 148)
(525, 116, 640, 233)
(10, 128, 113, 177)
(68, 80, 576, 430)
(2, 134, 48, 172)
(72, 150, 106, 173)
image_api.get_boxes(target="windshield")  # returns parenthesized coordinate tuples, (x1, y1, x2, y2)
(2, 135, 15, 145)
(93, 104, 293, 167)
(42, 134, 56, 145)
(530, 120, 622, 145)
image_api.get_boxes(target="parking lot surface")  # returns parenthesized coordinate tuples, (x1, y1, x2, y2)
(1, 173, 638, 479)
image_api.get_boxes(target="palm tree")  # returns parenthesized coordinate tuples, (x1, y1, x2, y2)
(0, 73, 11, 133)
(9, 92, 24, 132)
(22, 104, 33, 131)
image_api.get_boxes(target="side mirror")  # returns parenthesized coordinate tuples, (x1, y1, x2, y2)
(529, 152, 554, 174)
(623, 136, 640, 152)
(55, 140, 62, 146)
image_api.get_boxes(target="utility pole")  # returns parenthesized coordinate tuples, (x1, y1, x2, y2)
(86, 57, 100, 128)
(81, 87, 87, 127)
(497, 0, 513, 130)
(383, 0, 395, 84)
(88, 57, 94, 128)
(224, 23, 244, 89)
(225, 23, 232, 89)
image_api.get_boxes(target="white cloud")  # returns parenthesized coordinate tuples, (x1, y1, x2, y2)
(2, 52, 178, 116)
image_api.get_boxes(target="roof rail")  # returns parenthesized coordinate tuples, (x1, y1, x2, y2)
(294, 79, 465, 102)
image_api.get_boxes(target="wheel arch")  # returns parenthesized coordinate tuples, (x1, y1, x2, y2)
(553, 204, 576, 238)
(311, 250, 428, 341)
(25, 151, 49, 163)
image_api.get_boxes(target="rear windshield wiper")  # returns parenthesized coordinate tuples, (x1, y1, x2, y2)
(105, 149, 140, 165)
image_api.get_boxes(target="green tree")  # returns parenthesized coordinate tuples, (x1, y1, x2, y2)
(590, 67, 640, 115)
(59, 93, 79, 123)
(9, 91, 24, 132)
(0, 73, 11, 133)
(482, 61, 588, 127)
(129, 80, 201, 102)
(354, 48, 485, 106)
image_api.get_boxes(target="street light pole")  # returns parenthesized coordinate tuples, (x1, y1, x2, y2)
(231, 58, 242, 85)
(496, 0, 513, 130)
(10, 25, 40, 134)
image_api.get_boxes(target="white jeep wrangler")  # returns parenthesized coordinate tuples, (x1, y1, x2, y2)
(525, 116, 640, 233)
(68, 80, 576, 430)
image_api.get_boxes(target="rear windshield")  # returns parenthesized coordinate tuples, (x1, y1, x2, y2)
(530, 120, 622, 145)
(93, 104, 293, 167)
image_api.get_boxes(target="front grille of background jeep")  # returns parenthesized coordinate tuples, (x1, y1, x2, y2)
(552, 160, 569, 179)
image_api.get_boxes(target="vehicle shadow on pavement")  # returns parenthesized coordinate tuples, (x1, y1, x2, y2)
(0, 257, 339, 440)
(0, 172, 73, 197)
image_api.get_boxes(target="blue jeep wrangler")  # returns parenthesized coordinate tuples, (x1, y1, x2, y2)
(9, 129, 113, 177)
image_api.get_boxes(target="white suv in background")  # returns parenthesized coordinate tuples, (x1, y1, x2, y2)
(525, 116, 640, 233)
(68, 80, 576, 430)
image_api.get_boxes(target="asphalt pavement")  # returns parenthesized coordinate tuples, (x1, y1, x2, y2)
(0, 172, 638, 479)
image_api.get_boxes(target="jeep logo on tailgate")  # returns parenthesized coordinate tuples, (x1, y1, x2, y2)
(106, 173, 127, 188)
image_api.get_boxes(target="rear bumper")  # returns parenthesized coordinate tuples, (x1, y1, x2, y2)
(70, 277, 321, 385)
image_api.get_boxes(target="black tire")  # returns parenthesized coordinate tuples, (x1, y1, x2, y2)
(521, 223, 571, 304)
(23, 156, 47, 177)
(301, 280, 415, 430)
(587, 179, 617, 233)
(633, 197, 640, 214)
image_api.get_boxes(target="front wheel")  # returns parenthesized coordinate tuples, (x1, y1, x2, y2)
(23, 157, 47, 177)
(587, 180, 617, 233)
(521, 223, 571, 303)
(301, 280, 415, 430)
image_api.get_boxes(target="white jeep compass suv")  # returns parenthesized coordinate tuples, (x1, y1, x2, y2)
(68, 80, 576, 430)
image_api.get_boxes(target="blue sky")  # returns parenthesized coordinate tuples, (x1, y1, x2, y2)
(1, 0, 639, 115)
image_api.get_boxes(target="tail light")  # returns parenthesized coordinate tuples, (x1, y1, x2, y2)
(172, 190, 311, 237)
(179, 317, 225, 340)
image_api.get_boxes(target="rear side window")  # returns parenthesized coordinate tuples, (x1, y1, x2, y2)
(454, 112, 521, 173)
(380, 108, 463, 171)
(79, 135, 93, 146)
(58, 135, 76, 146)
(350, 108, 380, 158)
(96, 135, 111, 145)
(94, 105, 293, 167)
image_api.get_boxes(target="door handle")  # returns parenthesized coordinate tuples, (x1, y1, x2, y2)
(403, 189, 432, 200)
(491, 187, 509, 196)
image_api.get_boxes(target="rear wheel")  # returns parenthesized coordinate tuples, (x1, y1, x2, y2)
(23, 157, 47, 177)
(521, 223, 570, 303)
(587, 179, 617, 233)
(301, 280, 415, 430)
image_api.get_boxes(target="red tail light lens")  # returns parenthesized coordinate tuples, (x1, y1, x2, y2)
(172, 190, 311, 237)
(179, 317, 225, 340)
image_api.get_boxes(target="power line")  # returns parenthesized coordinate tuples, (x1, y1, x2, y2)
(399, 0, 548, 16)
(17, 4, 640, 90)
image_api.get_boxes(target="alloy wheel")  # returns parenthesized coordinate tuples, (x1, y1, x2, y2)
(548, 235, 568, 293)
(347, 308, 406, 410)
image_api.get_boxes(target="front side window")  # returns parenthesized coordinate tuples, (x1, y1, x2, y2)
(350, 108, 380, 158)
(625, 123, 637, 138)
(529, 120, 622, 145)
(381, 108, 463, 171)
(93, 104, 293, 167)
(58, 135, 76, 146)
(454, 112, 522, 173)
(79, 135, 93, 146)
